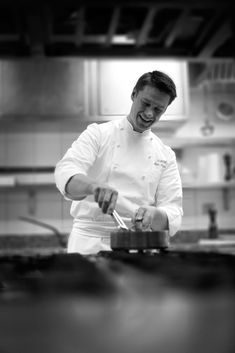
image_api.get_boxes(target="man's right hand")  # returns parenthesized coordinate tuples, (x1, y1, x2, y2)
(65, 174, 118, 214)
(93, 185, 118, 214)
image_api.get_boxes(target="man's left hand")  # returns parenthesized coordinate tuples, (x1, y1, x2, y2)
(132, 206, 156, 231)
(132, 205, 168, 231)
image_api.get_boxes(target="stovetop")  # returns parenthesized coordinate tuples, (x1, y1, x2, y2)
(0, 250, 235, 353)
(1, 249, 235, 296)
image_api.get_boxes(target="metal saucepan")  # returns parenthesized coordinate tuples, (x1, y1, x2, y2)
(111, 210, 169, 251)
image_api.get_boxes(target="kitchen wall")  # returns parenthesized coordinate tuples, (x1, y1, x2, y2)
(0, 58, 235, 234)
(173, 84, 235, 230)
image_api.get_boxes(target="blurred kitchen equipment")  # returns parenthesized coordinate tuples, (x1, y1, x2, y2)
(216, 101, 235, 122)
(200, 82, 215, 136)
(198, 62, 235, 128)
(19, 216, 66, 248)
(197, 61, 235, 86)
(200, 119, 214, 136)
(223, 153, 232, 181)
(208, 206, 218, 240)
(197, 153, 222, 183)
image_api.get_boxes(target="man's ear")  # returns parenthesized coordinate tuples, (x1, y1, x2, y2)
(131, 88, 137, 101)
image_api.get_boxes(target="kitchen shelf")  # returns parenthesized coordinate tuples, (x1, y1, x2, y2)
(1, 179, 235, 191)
(183, 180, 235, 211)
(183, 180, 235, 189)
(0, 183, 56, 191)
(163, 137, 235, 148)
(0, 172, 56, 190)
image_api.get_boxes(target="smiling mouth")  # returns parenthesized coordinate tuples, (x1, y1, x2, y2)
(138, 115, 153, 124)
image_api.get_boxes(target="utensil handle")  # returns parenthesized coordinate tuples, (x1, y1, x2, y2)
(111, 210, 129, 230)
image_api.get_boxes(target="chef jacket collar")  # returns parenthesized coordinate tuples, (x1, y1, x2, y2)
(123, 117, 151, 137)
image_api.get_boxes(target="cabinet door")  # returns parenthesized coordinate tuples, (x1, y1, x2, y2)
(1, 59, 85, 117)
(2, 60, 43, 116)
(40, 59, 85, 116)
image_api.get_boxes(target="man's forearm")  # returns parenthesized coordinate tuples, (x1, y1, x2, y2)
(65, 173, 119, 214)
(65, 173, 97, 200)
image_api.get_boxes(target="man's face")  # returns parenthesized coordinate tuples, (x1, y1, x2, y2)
(128, 85, 171, 133)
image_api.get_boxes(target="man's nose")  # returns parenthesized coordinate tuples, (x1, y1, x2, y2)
(145, 107, 154, 118)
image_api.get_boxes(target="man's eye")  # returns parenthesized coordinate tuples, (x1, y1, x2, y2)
(155, 108, 162, 114)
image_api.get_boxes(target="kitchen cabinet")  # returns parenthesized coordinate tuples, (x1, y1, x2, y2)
(39, 59, 85, 116)
(1, 59, 85, 117)
(2, 60, 42, 116)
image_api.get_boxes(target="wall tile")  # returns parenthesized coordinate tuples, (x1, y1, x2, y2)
(62, 199, 72, 220)
(33, 132, 61, 166)
(195, 189, 222, 216)
(0, 192, 7, 220)
(5, 133, 34, 166)
(182, 190, 196, 216)
(60, 133, 80, 156)
(4, 190, 29, 219)
(0, 133, 6, 165)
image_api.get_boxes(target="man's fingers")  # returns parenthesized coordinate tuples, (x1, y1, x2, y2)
(101, 189, 113, 213)
(135, 207, 146, 221)
(107, 191, 118, 214)
(97, 188, 105, 208)
(94, 187, 100, 203)
(133, 207, 152, 230)
(133, 208, 144, 230)
(142, 213, 151, 229)
(94, 186, 118, 214)
(134, 220, 143, 231)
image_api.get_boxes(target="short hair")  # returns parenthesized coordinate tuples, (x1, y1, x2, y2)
(133, 70, 177, 105)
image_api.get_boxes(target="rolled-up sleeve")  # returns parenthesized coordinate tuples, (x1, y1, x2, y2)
(156, 151, 183, 236)
(54, 123, 100, 199)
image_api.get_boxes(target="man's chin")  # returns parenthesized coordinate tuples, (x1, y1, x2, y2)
(138, 118, 154, 130)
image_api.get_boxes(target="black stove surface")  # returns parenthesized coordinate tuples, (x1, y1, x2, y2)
(0, 250, 235, 353)
(99, 249, 235, 292)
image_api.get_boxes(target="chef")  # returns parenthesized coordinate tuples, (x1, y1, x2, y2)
(54, 70, 183, 254)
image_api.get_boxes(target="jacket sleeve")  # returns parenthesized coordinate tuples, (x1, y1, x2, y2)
(54, 123, 101, 199)
(155, 151, 183, 236)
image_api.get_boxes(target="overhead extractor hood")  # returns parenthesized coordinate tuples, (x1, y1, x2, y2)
(174, 60, 235, 140)
(197, 61, 235, 123)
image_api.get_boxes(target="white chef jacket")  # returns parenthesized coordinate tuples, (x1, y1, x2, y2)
(55, 117, 183, 254)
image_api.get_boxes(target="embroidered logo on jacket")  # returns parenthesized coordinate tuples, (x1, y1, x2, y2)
(154, 159, 167, 169)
